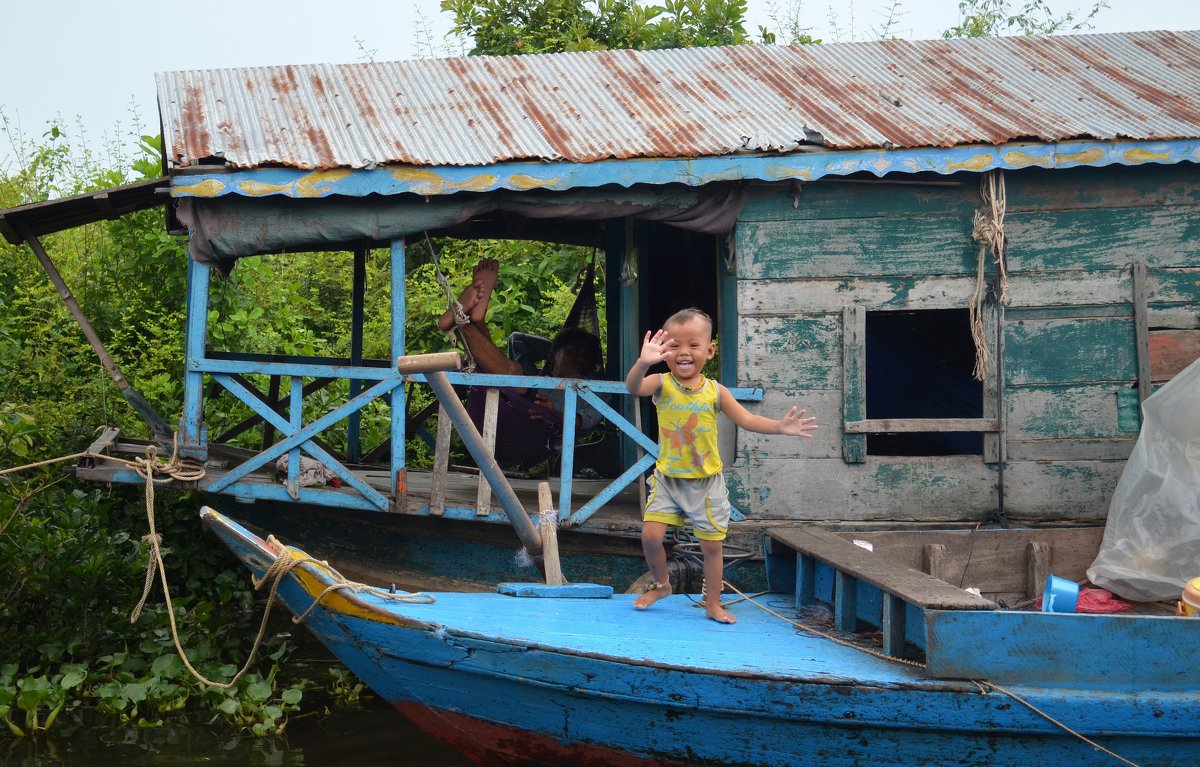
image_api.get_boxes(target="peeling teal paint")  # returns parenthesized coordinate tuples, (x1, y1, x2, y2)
(872, 463, 958, 490)
(1005, 318, 1137, 385)
(1116, 388, 1143, 433)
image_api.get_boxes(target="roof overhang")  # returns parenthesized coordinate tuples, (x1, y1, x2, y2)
(0, 177, 168, 245)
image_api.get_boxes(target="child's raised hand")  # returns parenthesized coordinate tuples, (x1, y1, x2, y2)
(779, 407, 818, 438)
(639, 329, 672, 366)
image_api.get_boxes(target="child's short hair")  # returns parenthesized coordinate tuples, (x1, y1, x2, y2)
(664, 307, 714, 334)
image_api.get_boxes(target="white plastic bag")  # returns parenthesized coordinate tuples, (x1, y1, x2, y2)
(1087, 356, 1200, 601)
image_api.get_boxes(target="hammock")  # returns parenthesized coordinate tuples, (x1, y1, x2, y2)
(427, 240, 604, 469)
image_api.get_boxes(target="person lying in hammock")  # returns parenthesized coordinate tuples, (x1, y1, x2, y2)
(438, 259, 606, 464)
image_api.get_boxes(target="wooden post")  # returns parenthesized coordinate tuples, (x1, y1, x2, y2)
(1133, 260, 1151, 406)
(539, 482, 566, 586)
(21, 229, 173, 441)
(476, 387, 500, 516)
(429, 403, 453, 516)
(1027, 541, 1051, 602)
(634, 396, 647, 510)
(842, 305, 866, 463)
(396, 351, 463, 516)
(923, 543, 948, 582)
(881, 594, 906, 658)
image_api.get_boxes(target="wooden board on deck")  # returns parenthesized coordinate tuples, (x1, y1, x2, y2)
(767, 526, 995, 610)
(843, 526, 1106, 593)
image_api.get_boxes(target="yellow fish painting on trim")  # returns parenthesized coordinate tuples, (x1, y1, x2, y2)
(1124, 148, 1171, 164)
(1003, 150, 1050, 168)
(1058, 147, 1105, 165)
(295, 169, 352, 197)
(507, 174, 555, 190)
(173, 178, 226, 197)
(450, 174, 500, 192)
(238, 179, 293, 197)
(390, 166, 447, 194)
(945, 153, 994, 172)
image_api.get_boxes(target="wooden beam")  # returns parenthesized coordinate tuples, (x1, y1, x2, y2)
(767, 526, 996, 610)
(1026, 541, 1050, 601)
(922, 543, 947, 581)
(844, 418, 1000, 433)
(881, 594, 906, 657)
(1132, 260, 1151, 405)
(842, 306, 866, 463)
(475, 387, 500, 516)
(19, 229, 172, 440)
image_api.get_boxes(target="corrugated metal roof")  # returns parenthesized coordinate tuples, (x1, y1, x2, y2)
(157, 30, 1200, 171)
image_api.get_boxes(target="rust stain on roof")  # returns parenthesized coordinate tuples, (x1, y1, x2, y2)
(155, 30, 1200, 171)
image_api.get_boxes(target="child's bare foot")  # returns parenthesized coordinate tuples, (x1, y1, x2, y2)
(633, 581, 672, 609)
(468, 258, 499, 323)
(706, 603, 737, 624)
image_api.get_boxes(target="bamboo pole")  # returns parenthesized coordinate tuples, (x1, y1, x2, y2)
(424, 371, 542, 556)
(538, 482, 566, 586)
(20, 229, 173, 440)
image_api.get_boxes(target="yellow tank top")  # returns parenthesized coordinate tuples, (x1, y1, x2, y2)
(655, 374, 722, 478)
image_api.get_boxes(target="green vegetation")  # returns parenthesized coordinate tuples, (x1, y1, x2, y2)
(0, 113, 600, 741)
(943, 0, 1107, 37)
(442, 0, 764, 54)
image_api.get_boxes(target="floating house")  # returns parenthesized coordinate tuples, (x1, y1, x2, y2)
(5, 30, 1200, 588)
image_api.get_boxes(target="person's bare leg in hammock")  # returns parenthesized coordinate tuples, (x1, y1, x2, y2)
(437, 259, 600, 384)
(437, 258, 500, 332)
(438, 259, 607, 456)
(438, 259, 523, 377)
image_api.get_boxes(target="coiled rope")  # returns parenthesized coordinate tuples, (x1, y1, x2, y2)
(722, 581, 1142, 767)
(970, 169, 1008, 381)
(2, 439, 432, 690)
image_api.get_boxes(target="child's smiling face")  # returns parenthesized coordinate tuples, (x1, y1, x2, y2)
(663, 316, 715, 384)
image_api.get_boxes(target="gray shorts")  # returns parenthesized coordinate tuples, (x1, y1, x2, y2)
(643, 470, 731, 541)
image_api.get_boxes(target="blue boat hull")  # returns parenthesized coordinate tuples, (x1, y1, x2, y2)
(203, 508, 1198, 767)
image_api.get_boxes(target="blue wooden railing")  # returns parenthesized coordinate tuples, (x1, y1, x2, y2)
(176, 252, 763, 527)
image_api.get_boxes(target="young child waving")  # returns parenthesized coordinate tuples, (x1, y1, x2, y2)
(624, 308, 817, 624)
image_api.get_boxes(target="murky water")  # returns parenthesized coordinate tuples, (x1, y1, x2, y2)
(1, 693, 475, 766)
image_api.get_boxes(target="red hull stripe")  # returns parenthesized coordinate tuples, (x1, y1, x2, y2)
(396, 700, 720, 767)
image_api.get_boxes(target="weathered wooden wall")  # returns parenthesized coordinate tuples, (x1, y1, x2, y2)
(728, 164, 1200, 524)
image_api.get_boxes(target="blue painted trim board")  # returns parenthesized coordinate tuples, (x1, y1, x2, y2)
(172, 139, 1200, 200)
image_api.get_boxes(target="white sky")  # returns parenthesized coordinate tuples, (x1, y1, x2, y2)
(3, 0, 1199, 172)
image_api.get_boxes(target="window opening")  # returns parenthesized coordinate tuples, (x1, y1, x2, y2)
(865, 309, 982, 456)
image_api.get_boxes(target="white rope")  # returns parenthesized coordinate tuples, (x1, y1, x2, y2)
(725, 582, 1142, 767)
(423, 231, 476, 372)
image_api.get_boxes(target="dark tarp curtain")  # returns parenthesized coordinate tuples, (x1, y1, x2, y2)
(176, 183, 748, 267)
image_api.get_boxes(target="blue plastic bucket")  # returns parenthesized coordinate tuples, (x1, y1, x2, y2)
(1042, 575, 1079, 613)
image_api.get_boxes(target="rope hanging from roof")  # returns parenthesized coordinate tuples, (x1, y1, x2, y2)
(970, 170, 1008, 381)
(423, 232, 477, 372)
